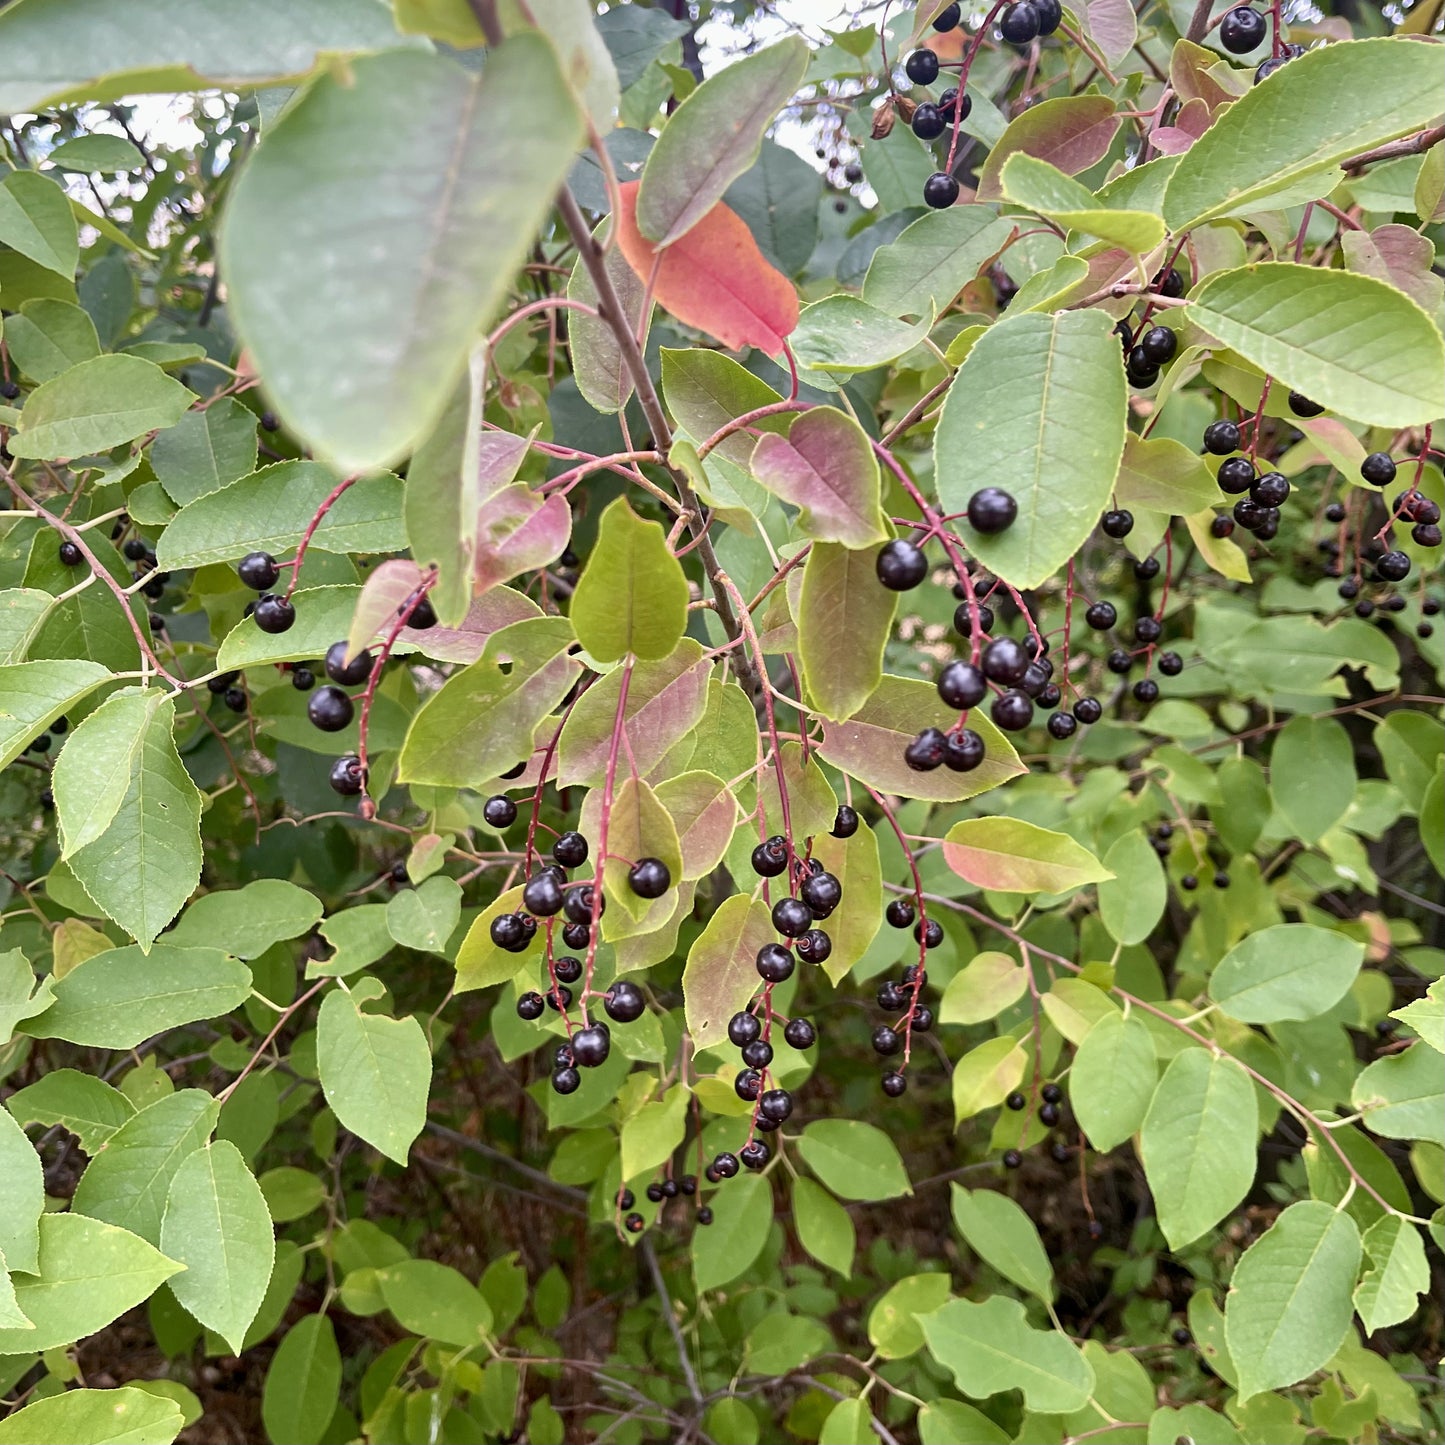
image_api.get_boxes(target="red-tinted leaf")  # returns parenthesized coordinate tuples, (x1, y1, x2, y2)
(682, 894, 774, 1051)
(614, 181, 798, 354)
(474, 483, 571, 592)
(750, 409, 888, 548)
(655, 770, 740, 880)
(977, 97, 1122, 202)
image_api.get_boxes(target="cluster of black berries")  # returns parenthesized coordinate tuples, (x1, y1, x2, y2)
(1003, 1080, 1067, 1168)
(996, 0, 1062, 46)
(522, 976, 647, 1097)
(23, 712, 68, 757)
(1202, 418, 1297, 542)
(873, 909, 936, 1096)
(237, 551, 296, 635)
(1082, 584, 1183, 708)
(616, 1175, 711, 1234)
(1114, 270, 1188, 391)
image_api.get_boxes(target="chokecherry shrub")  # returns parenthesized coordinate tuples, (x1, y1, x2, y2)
(0, 0, 1441, 1441)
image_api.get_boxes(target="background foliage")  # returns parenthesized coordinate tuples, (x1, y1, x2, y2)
(0, 0, 1442, 1441)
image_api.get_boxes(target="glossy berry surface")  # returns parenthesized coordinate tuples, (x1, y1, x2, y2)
(967, 486, 1018, 535)
(982, 636, 1029, 686)
(756, 943, 795, 984)
(1139, 326, 1177, 365)
(307, 685, 353, 732)
(253, 594, 296, 634)
(904, 726, 948, 771)
(876, 538, 928, 590)
(58, 540, 83, 567)
(1085, 600, 1116, 630)
(784, 1017, 816, 1049)
(910, 103, 945, 141)
(1203, 420, 1241, 455)
(937, 660, 987, 709)
(904, 48, 939, 84)
(329, 754, 366, 796)
(991, 689, 1033, 731)
(1360, 452, 1396, 486)
(1217, 457, 1256, 494)
(998, 0, 1040, 42)
(1219, 5, 1266, 52)
(922, 171, 959, 209)
(628, 857, 671, 898)
(604, 982, 645, 1023)
(1289, 391, 1324, 417)
(483, 795, 518, 828)
(237, 551, 280, 590)
(771, 897, 812, 937)
(831, 805, 859, 838)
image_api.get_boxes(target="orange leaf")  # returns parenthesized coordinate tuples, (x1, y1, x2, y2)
(613, 181, 798, 354)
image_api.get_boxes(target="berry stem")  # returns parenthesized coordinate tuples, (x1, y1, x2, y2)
(582, 656, 635, 1019)
(283, 473, 359, 601)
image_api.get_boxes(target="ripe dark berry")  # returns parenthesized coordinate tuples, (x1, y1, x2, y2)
(832, 805, 859, 838)
(1003, 1149, 1024, 1169)
(221, 686, 247, 712)
(562, 921, 590, 950)
(1355, 599, 1376, 618)
(1039, 1102, 1061, 1126)
(237, 551, 280, 590)
(1214, 870, 1231, 889)
(1173, 1326, 1192, 1346)
(122, 537, 148, 561)
(307, 685, 353, 732)
(490, 913, 527, 950)
(1101, 509, 1134, 539)
(1133, 678, 1160, 704)
(325, 640, 373, 686)
(553, 831, 588, 868)
(604, 982, 645, 1023)
(1410, 498, 1440, 524)
(1360, 452, 1396, 486)
(1041, 1082, 1062, 1103)
(713, 1152, 740, 1180)
(756, 943, 795, 984)
(259, 410, 279, 432)
(944, 728, 986, 772)
(998, 0, 1041, 43)
(405, 595, 437, 630)
(933, 0, 961, 27)
(772, 896, 812, 938)
(904, 726, 948, 771)
(1047, 711, 1076, 740)
(696, 1205, 714, 1225)
(735, 1068, 762, 1101)
(1233, 498, 1267, 531)
(904, 48, 939, 84)
(0, 379, 19, 399)
(751, 839, 788, 877)
(628, 857, 671, 899)
(1289, 391, 1324, 418)
(784, 1017, 816, 1049)
(1219, 5, 1266, 52)
(1074, 696, 1103, 724)
(1211, 515, 1235, 538)
(1377, 550, 1411, 582)
(1034, 0, 1063, 32)
(759, 1089, 793, 1123)
(911, 103, 945, 140)
(1157, 267, 1186, 298)
(1414, 523, 1442, 547)
(915, 917, 944, 949)
(797, 928, 832, 964)
(967, 487, 1018, 535)
(253, 594, 296, 634)
(1106, 648, 1132, 674)
(877, 981, 906, 1011)
(982, 636, 1029, 686)
(292, 666, 315, 691)
(562, 884, 602, 924)
(1085, 600, 1117, 631)
(57, 540, 83, 567)
(551, 1067, 581, 1095)
(1158, 650, 1183, 676)
(1250, 472, 1289, 507)
(739, 1141, 770, 1171)
(1006, 1090, 1027, 1111)
(483, 795, 518, 828)
(522, 872, 564, 916)
(923, 171, 959, 209)
(646, 1182, 665, 1203)
(937, 660, 987, 710)
(49, 715, 67, 735)
(1139, 326, 1177, 365)
(800, 871, 841, 917)
(1203, 420, 1240, 455)
(954, 601, 995, 637)
(572, 1024, 610, 1068)
(1217, 457, 1256, 494)
(329, 753, 366, 796)
(936, 87, 971, 122)
(729, 1012, 762, 1047)
(680, 1175, 697, 1196)
(1134, 615, 1162, 644)
(991, 689, 1033, 731)
(912, 1006, 934, 1032)
(547, 984, 573, 1010)
(881, 1072, 908, 1097)
(876, 538, 928, 590)
(517, 991, 545, 1020)
(886, 898, 916, 929)
(844, 162, 863, 184)
(872, 1025, 902, 1056)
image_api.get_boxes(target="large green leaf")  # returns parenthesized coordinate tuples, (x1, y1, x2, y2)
(1070, 1012, 1157, 1153)
(1351, 1042, 1444, 1145)
(0, 170, 79, 277)
(919, 1296, 1095, 1414)
(150, 398, 258, 506)
(1353, 1214, 1428, 1334)
(51, 689, 203, 949)
(1270, 715, 1356, 845)
(0, 1212, 181, 1353)
(9, 355, 192, 460)
(0, 658, 111, 769)
(681, 893, 774, 1052)
(1097, 830, 1166, 945)
(1187, 264, 1444, 428)
(693, 1170, 772, 1292)
(262, 1314, 342, 1445)
(22, 947, 250, 1048)
(568, 225, 650, 415)
(809, 824, 883, 986)
(1224, 1200, 1361, 1402)
(4, 1068, 135, 1153)
(863, 205, 1013, 320)
(635, 37, 809, 247)
(160, 1142, 274, 1353)
(1140, 1049, 1257, 1249)
(934, 309, 1128, 589)
(0, 1387, 182, 1445)
(167, 879, 323, 959)
(375, 1258, 493, 1347)
(796, 1119, 910, 1201)
(317, 982, 431, 1164)
(1000, 154, 1165, 253)
(723, 138, 823, 276)
(0, 1106, 43, 1274)
(0, 0, 411, 113)
(1209, 924, 1364, 1024)
(157, 462, 404, 569)
(798, 542, 896, 721)
(942, 817, 1112, 895)
(793, 1176, 855, 1276)
(570, 498, 689, 662)
(1162, 38, 1445, 230)
(950, 1184, 1053, 1301)
(221, 42, 584, 471)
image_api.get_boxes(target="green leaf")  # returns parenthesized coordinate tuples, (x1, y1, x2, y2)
(942, 816, 1112, 895)
(9, 355, 191, 461)
(818, 675, 1024, 803)
(1212, 755, 1271, 855)
(682, 894, 775, 1052)
(1070, 1012, 1157, 1153)
(23, 947, 249, 1049)
(150, 399, 258, 506)
(920, 1296, 1095, 1414)
(376, 1259, 493, 1347)
(952, 1036, 1028, 1122)
(935, 309, 1128, 589)
(796, 1119, 911, 1201)
(399, 617, 578, 787)
(71, 1089, 218, 1244)
(798, 542, 897, 721)
(0, 1212, 182, 1353)
(950, 1184, 1053, 1301)
(167, 880, 323, 960)
(48, 133, 147, 172)
(1270, 715, 1356, 843)
(1097, 830, 1166, 944)
(751, 410, 887, 548)
(160, 1142, 274, 1354)
(1114, 433, 1224, 516)
(0, 658, 111, 769)
(386, 876, 462, 954)
(918, 1401, 1010, 1445)
(1375, 711, 1444, 813)
(862, 205, 1013, 320)
(744, 1310, 834, 1375)
(1140, 1049, 1258, 1249)
(585, 774, 682, 925)
(0, 170, 78, 277)
(1163, 38, 1445, 230)
(693, 1170, 772, 1292)
(1187, 264, 1444, 428)
(1353, 1214, 1428, 1334)
(317, 985, 431, 1164)
(620, 1084, 688, 1182)
(0, 1106, 43, 1275)
(596, 4, 690, 88)
(1225, 1200, 1361, 1402)
(868, 1272, 953, 1359)
(262, 1314, 341, 1445)
(157, 462, 404, 569)
(0, 1387, 183, 1445)
(792, 1176, 855, 1275)
(817, 1398, 873, 1445)
(221, 42, 582, 471)
(570, 498, 689, 663)
(809, 824, 883, 986)
(976, 94, 1121, 202)
(568, 225, 651, 415)
(1209, 924, 1364, 1024)
(724, 139, 823, 277)
(1351, 1042, 1444, 1145)
(790, 296, 933, 377)
(4, 1068, 136, 1153)
(4, 298, 101, 384)
(1392, 979, 1444, 1054)
(636, 37, 809, 247)
(1000, 154, 1165, 252)
(939, 951, 1028, 1025)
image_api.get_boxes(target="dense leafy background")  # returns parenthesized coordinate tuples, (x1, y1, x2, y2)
(0, 0, 1442, 1442)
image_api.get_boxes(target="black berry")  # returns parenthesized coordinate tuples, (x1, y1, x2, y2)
(553, 831, 588, 868)
(923, 172, 959, 209)
(307, 685, 353, 731)
(329, 754, 366, 795)
(876, 538, 928, 590)
(1203, 420, 1241, 455)
(237, 551, 280, 590)
(1360, 452, 1396, 486)
(628, 857, 671, 899)
(967, 487, 1018, 535)
(904, 48, 939, 84)
(253, 594, 295, 634)
(1219, 5, 1266, 52)
(483, 795, 518, 828)
(325, 640, 372, 686)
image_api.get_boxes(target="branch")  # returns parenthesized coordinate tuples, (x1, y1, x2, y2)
(641, 1237, 704, 1404)
(1342, 122, 1445, 174)
(1184, 0, 1215, 43)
